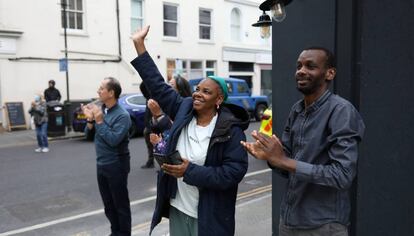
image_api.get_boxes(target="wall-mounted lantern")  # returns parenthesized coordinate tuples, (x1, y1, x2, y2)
(252, 0, 293, 38)
(260, 0, 293, 22)
(252, 11, 272, 38)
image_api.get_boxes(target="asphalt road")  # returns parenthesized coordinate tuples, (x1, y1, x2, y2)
(0, 122, 272, 236)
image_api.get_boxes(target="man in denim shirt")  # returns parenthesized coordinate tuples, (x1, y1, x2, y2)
(242, 47, 365, 236)
(83, 77, 132, 236)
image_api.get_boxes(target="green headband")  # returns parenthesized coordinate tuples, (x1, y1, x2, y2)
(208, 76, 228, 101)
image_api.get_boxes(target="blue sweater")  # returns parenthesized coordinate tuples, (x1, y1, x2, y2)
(86, 103, 131, 165)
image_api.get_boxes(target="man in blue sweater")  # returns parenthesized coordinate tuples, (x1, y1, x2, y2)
(83, 77, 132, 236)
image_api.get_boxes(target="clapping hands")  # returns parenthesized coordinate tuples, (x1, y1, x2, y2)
(241, 130, 296, 172)
(81, 103, 103, 124)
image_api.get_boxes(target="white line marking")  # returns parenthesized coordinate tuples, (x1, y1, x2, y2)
(130, 195, 157, 206)
(0, 168, 270, 235)
(0, 196, 156, 236)
(245, 168, 271, 177)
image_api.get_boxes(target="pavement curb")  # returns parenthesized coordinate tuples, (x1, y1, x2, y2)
(0, 131, 86, 149)
(48, 133, 85, 141)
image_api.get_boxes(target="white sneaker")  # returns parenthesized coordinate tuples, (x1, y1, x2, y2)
(42, 148, 49, 153)
(35, 148, 42, 153)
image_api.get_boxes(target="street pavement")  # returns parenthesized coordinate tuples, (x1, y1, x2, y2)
(0, 122, 275, 236)
(0, 129, 84, 149)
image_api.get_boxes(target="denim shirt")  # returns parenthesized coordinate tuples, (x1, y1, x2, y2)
(279, 90, 365, 228)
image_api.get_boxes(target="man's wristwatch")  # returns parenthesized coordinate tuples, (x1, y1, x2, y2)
(87, 119, 95, 124)
(155, 113, 164, 119)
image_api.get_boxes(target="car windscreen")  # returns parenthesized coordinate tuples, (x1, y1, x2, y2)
(126, 95, 146, 106)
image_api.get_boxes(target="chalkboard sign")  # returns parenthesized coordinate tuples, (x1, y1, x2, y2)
(5, 102, 27, 131)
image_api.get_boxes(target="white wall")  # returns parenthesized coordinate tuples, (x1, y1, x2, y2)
(0, 0, 270, 128)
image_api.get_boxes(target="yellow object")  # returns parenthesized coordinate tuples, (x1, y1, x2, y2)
(259, 108, 272, 136)
(77, 114, 86, 119)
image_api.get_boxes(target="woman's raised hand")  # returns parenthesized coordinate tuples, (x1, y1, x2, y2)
(131, 25, 150, 55)
(148, 99, 162, 117)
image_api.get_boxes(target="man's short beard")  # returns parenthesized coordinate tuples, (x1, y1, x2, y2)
(296, 86, 313, 95)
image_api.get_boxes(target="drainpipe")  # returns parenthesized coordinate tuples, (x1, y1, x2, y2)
(116, 0, 122, 61)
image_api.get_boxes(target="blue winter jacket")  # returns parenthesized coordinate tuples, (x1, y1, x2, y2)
(131, 52, 250, 236)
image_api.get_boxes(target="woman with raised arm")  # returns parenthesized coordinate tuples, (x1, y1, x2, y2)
(131, 26, 249, 236)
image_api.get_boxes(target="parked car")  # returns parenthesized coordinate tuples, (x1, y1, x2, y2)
(189, 77, 269, 121)
(259, 106, 272, 136)
(72, 107, 88, 132)
(72, 93, 147, 138)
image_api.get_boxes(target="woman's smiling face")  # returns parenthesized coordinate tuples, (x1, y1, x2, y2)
(192, 78, 223, 113)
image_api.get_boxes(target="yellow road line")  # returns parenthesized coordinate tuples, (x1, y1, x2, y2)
(237, 185, 272, 201)
(131, 185, 272, 233)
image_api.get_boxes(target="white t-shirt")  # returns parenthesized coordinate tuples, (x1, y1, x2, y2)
(170, 114, 218, 218)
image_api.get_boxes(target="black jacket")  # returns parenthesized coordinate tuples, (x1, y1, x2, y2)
(44, 87, 61, 102)
(131, 52, 250, 236)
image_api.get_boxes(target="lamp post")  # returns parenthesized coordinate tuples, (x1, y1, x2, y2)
(61, 0, 71, 132)
(61, 0, 70, 102)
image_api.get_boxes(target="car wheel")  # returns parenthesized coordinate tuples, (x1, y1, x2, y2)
(255, 104, 267, 121)
(129, 118, 138, 138)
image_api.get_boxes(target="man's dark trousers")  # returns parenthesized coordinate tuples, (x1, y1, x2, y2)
(97, 157, 131, 236)
(143, 127, 154, 164)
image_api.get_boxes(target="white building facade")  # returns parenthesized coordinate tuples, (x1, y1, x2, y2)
(0, 0, 271, 129)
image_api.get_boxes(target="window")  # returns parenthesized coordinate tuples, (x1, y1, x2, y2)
(167, 59, 217, 80)
(61, 0, 84, 30)
(227, 82, 233, 94)
(230, 75, 253, 89)
(167, 59, 176, 81)
(206, 60, 216, 77)
(230, 8, 241, 42)
(229, 62, 254, 72)
(199, 9, 212, 40)
(131, 0, 143, 33)
(163, 4, 178, 37)
(229, 62, 254, 89)
(260, 69, 272, 103)
(167, 59, 188, 81)
(189, 61, 203, 79)
(237, 82, 249, 94)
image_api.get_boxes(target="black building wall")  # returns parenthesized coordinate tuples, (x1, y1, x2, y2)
(355, 0, 414, 235)
(271, 0, 414, 235)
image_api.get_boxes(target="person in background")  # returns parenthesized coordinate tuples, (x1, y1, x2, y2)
(44, 80, 62, 102)
(169, 75, 192, 98)
(29, 94, 49, 153)
(147, 75, 192, 157)
(131, 25, 249, 236)
(147, 98, 172, 158)
(241, 47, 365, 236)
(140, 76, 192, 169)
(82, 77, 132, 236)
(140, 82, 155, 169)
